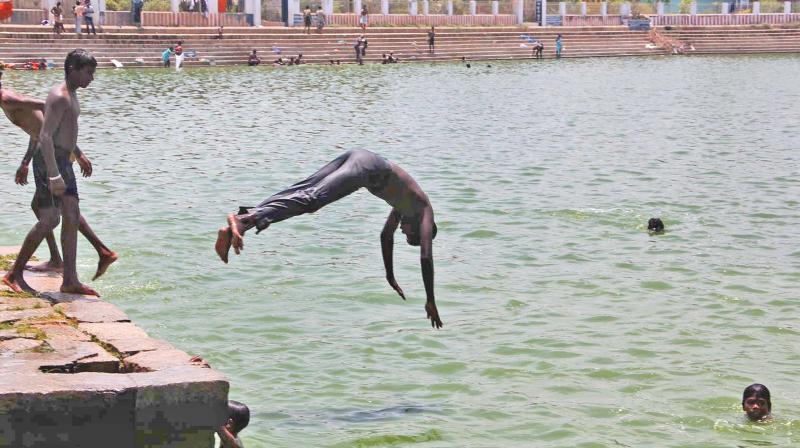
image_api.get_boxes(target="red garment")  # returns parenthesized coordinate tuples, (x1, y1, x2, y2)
(0, 0, 13, 21)
(175, 45, 183, 55)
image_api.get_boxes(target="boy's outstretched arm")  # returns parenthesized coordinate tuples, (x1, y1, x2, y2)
(381, 209, 404, 299)
(419, 205, 442, 328)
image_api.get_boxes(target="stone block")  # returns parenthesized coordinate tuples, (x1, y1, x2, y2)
(78, 322, 160, 355)
(132, 366, 229, 437)
(0, 309, 53, 325)
(37, 324, 91, 342)
(0, 296, 50, 311)
(55, 300, 130, 323)
(0, 338, 43, 353)
(17, 272, 63, 295)
(0, 330, 37, 341)
(0, 375, 138, 448)
(39, 340, 120, 374)
(124, 349, 196, 372)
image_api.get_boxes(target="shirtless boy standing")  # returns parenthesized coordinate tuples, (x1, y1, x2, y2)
(1, 72, 117, 280)
(2, 50, 113, 296)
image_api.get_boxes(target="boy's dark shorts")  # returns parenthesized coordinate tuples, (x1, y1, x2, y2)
(32, 148, 78, 208)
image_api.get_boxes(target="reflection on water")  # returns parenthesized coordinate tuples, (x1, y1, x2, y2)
(1, 55, 799, 447)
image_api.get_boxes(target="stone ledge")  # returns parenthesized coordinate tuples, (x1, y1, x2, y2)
(0, 249, 228, 447)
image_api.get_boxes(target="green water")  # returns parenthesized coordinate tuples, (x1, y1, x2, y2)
(2, 55, 800, 447)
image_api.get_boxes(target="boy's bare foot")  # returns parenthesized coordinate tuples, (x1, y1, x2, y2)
(60, 282, 100, 297)
(215, 227, 232, 263)
(93, 251, 118, 280)
(26, 260, 64, 273)
(227, 214, 246, 255)
(2, 272, 37, 294)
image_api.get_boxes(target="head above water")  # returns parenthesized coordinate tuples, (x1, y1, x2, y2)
(647, 217, 664, 233)
(400, 215, 437, 246)
(64, 49, 96, 87)
(742, 384, 771, 421)
(226, 400, 250, 434)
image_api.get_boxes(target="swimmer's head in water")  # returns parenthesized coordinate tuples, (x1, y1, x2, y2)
(647, 217, 665, 233)
(226, 400, 250, 435)
(400, 215, 437, 246)
(742, 383, 771, 421)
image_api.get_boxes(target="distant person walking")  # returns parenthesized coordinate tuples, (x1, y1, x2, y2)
(555, 34, 563, 58)
(316, 6, 326, 33)
(83, 0, 96, 35)
(73, 0, 84, 37)
(354, 35, 364, 65)
(359, 5, 368, 30)
(51, 2, 65, 35)
(302, 5, 312, 34)
(133, 0, 144, 24)
(174, 41, 185, 70)
(427, 26, 435, 54)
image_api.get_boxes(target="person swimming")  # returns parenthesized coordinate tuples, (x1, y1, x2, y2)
(742, 383, 772, 422)
(216, 400, 250, 447)
(647, 217, 664, 233)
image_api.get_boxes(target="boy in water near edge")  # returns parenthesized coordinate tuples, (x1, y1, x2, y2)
(0, 71, 117, 281)
(217, 400, 250, 448)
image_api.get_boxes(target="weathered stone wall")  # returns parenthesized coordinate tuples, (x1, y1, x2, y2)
(0, 247, 229, 448)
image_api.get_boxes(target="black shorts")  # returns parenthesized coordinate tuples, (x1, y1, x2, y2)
(32, 148, 78, 208)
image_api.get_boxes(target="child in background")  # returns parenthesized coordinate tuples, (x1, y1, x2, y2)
(742, 384, 772, 422)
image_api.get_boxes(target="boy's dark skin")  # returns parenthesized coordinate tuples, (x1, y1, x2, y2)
(215, 159, 443, 328)
(0, 75, 116, 280)
(216, 419, 242, 448)
(2, 57, 107, 296)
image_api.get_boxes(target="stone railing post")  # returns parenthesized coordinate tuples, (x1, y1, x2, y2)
(656, 1, 664, 14)
(409, 0, 418, 15)
(752, 1, 760, 13)
(381, 0, 389, 14)
(288, 0, 300, 25)
(244, 0, 262, 24)
(354, 0, 362, 16)
(422, 0, 429, 14)
(600, 1, 607, 15)
(623, 1, 631, 15)
(516, 0, 524, 22)
(469, 0, 476, 14)
(170, 0, 179, 13)
(721, 2, 728, 13)
(492, 0, 499, 14)
(322, 0, 332, 14)
(784, 1, 791, 13)
(559, 1, 566, 15)
(253, 0, 261, 24)
(690, 1, 697, 15)
(447, 0, 453, 14)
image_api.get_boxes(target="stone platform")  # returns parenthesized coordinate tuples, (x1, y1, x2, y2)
(0, 247, 229, 448)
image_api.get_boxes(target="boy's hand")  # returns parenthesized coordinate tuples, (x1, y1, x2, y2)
(386, 276, 405, 300)
(77, 153, 92, 177)
(15, 164, 29, 185)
